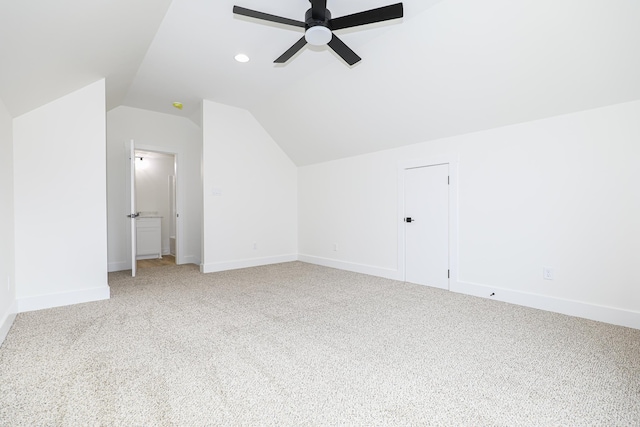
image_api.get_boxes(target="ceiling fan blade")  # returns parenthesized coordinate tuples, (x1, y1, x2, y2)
(233, 6, 305, 28)
(327, 34, 361, 66)
(274, 36, 308, 63)
(311, 0, 327, 20)
(329, 3, 403, 31)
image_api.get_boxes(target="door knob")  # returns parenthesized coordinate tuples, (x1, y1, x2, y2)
(404, 217, 414, 223)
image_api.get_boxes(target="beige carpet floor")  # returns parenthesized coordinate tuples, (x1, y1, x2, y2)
(1, 261, 639, 426)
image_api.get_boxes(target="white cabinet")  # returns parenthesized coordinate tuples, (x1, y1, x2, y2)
(136, 217, 162, 259)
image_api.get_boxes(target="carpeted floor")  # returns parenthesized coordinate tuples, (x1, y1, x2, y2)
(1, 261, 639, 426)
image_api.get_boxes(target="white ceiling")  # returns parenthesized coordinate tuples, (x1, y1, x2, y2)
(0, 0, 172, 117)
(2, 0, 640, 165)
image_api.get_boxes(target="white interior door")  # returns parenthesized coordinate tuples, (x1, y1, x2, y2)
(169, 154, 180, 264)
(404, 164, 449, 289)
(128, 140, 138, 277)
(169, 174, 176, 255)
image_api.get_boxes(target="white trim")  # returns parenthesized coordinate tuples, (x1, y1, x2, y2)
(128, 139, 137, 277)
(0, 301, 17, 347)
(299, 254, 401, 281)
(17, 286, 110, 313)
(108, 261, 129, 272)
(134, 144, 184, 266)
(136, 254, 162, 260)
(452, 280, 640, 330)
(109, 252, 194, 272)
(200, 254, 298, 273)
(397, 154, 459, 288)
(182, 255, 200, 265)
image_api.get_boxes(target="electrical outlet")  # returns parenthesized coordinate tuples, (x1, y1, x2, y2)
(543, 267, 554, 280)
(253, 242, 257, 250)
(333, 243, 338, 251)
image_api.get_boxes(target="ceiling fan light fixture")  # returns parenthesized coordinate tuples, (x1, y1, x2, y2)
(305, 25, 332, 46)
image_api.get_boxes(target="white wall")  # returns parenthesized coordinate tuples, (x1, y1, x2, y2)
(107, 106, 202, 270)
(0, 97, 16, 344)
(201, 100, 297, 272)
(135, 152, 175, 254)
(12, 80, 109, 312)
(299, 100, 640, 329)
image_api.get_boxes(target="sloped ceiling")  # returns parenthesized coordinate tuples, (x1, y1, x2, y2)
(2, 0, 639, 165)
(252, 0, 640, 164)
(0, 0, 172, 117)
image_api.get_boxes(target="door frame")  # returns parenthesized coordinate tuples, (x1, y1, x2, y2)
(397, 154, 459, 287)
(128, 140, 137, 277)
(133, 144, 184, 265)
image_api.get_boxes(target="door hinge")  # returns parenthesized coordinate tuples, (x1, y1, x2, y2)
(448, 269, 450, 279)
(448, 176, 450, 185)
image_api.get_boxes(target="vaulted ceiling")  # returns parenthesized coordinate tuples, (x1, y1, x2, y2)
(2, 0, 639, 165)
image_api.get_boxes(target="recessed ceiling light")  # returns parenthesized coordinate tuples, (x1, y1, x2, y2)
(234, 53, 250, 63)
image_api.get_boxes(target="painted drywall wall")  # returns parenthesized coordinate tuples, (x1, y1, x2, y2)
(107, 106, 202, 270)
(135, 152, 175, 254)
(299, 100, 640, 328)
(12, 80, 109, 312)
(0, 97, 16, 344)
(201, 100, 297, 272)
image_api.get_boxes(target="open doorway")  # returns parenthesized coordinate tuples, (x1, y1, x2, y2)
(134, 149, 177, 270)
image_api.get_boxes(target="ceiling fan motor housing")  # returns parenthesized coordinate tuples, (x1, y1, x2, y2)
(305, 7, 331, 27)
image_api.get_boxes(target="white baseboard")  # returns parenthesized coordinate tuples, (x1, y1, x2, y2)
(201, 254, 298, 274)
(89, 255, 640, 330)
(17, 285, 111, 314)
(110, 255, 199, 271)
(136, 254, 162, 260)
(452, 280, 640, 330)
(180, 255, 200, 265)
(298, 254, 402, 281)
(0, 301, 17, 347)
(295, 257, 639, 330)
(108, 261, 129, 272)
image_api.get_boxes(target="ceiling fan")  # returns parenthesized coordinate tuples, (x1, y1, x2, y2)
(233, 0, 404, 66)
